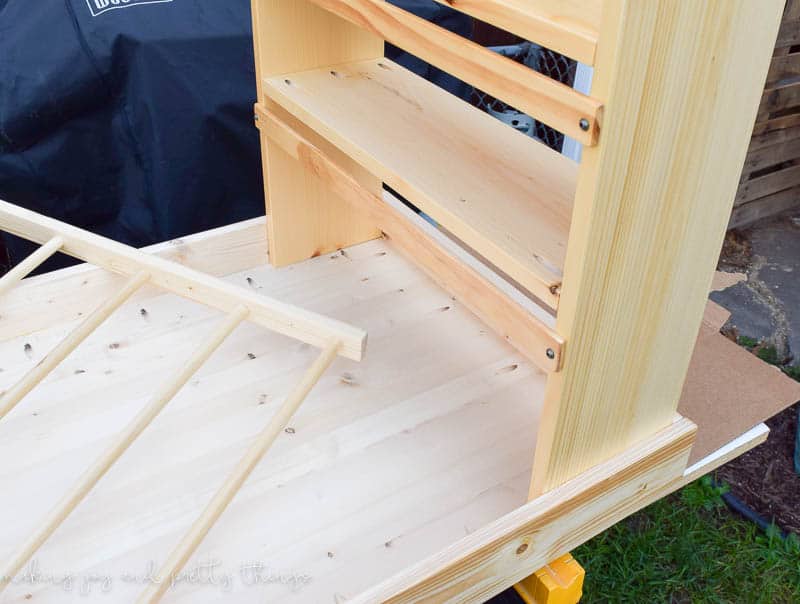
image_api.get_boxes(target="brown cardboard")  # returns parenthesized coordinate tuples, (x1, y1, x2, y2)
(679, 319, 800, 464)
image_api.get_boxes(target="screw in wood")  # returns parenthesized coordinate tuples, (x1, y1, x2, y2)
(546, 348, 556, 360)
(579, 118, 590, 131)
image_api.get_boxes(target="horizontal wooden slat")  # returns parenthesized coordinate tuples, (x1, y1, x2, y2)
(752, 111, 800, 135)
(742, 135, 800, 174)
(758, 78, 800, 119)
(776, 18, 800, 48)
(306, 0, 602, 144)
(730, 185, 800, 227)
(0, 201, 367, 360)
(258, 104, 565, 372)
(736, 163, 800, 204)
(748, 124, 800, 150)
(429, 0, 599, 65)
(264, 59, 578, 308)
(767, 52, 800, 84)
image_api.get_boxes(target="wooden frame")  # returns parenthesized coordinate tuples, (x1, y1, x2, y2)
(0, 203, 365, 599)
(0, 1, 795, 602)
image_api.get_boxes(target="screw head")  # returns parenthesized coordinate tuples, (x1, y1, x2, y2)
(546, 348, 556, 360)
(579, 118, 590, 131)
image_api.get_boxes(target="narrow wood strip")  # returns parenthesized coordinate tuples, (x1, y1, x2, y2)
(736, 163, 800, 204)
(0, 236, 62, 297)
(748, 124, 800, 151)
(0, 270, 150, 421)
(305, 0, 602, 144)
(0, 199, 366, 360)
(757, 79, 800, 119)
(776, 18, 800, 47)
(767, 51, 800, 84)
(752, 111, 800, 134)
(429, 0, 599, 65)
(258, 105, 565, 372)
(0, 218, 267, 343)
(0, 306, 248, 593)
(137, 339, 340, 604)
(741, 135, 800, 175)
(730, 185, 800, 228)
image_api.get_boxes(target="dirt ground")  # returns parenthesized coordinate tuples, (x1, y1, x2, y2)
(715, 219, 800, 536)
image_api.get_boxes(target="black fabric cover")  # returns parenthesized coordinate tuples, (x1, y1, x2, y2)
(0, 0, 471, 270)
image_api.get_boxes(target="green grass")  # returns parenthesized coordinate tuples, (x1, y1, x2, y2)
(575, 477, 800, 603)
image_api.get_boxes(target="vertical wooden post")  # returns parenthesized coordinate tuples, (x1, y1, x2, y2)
(530, 0, 785, 496)
(251, 0, 383, 266)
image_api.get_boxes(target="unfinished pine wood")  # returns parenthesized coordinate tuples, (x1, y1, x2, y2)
(253, 0, 382, 265)
(139, 339, 340, 603)
(0, 236, 62, 297)
(0, 307, 248, 595)
(0, 200, 366, 360)
(0, 270, 150, 421)
(305, 0, 602, 144)
(429, 0, 600, 65)
(0, 218, 267, 343)
(258, 105, 564, 372)
(530, 0, 784, 495)
(352, 418, 696, 603)
(0, 234, 548, 603)
(0, 219, 788, 603)
(264, 59, 576, 307)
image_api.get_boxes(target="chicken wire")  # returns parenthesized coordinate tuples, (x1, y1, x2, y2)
(473, 43, 577, 152)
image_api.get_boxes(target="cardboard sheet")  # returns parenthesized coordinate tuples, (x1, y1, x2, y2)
(679, 313, 800, 464)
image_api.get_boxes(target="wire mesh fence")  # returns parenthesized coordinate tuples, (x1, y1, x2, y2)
(472, 44, 577, 152)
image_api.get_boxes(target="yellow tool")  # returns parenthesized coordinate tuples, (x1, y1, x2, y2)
(514, 553, 584, 604)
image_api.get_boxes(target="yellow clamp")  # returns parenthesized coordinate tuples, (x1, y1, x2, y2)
(514, 553, 584, 604)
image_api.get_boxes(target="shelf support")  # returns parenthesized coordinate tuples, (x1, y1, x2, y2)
(253, 0, 383, 266)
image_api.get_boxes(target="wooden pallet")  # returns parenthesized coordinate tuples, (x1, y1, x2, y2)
(0, 1, 798, 602)
(733, 0, 800, 227)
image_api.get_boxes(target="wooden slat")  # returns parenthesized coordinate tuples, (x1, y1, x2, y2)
(748, 124, 800, 150)
(776, 17, 800, 48)
(742, 135, 800, 175)
(736, 163, 800, 204)
(730, 185, 800, 228)
(0, 218, 267, 342)
(530, 0, 784, 496)
(352, 418, 696, 604)
(258, 105, 565, 372)
(0, 200, 367, 360)
(767, 52, 800, 84)
(264, 59, 576, 308)
(253, 0, 382, 266)
(757, 79, 800, 119)
(306, 0, 602, 144)
(429, 0, 600, 65)
(752, 111, 800, 134)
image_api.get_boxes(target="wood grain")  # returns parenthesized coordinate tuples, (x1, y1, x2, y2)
(531, 0, 784, 495)
(429, 0, 600, 65)
(264, 59, 576, 307)
(305, 0, 602, 144)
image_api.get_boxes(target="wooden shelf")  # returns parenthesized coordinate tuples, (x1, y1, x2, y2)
(264, 58, 577, 308)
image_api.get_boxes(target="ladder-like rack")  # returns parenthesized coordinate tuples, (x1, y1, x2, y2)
(0, 200, 366, 603)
